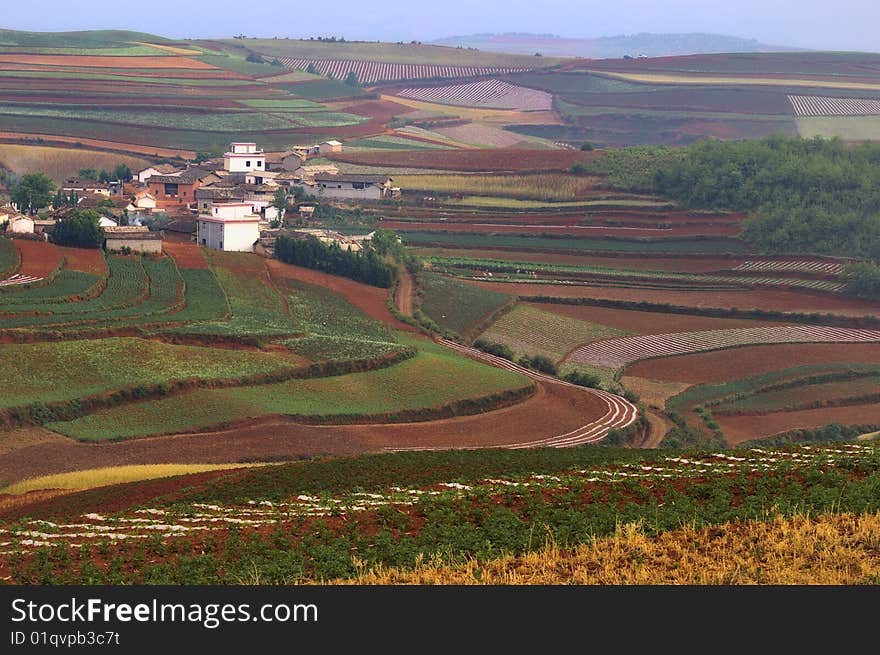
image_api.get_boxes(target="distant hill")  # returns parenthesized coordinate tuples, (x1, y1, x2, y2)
(0, 29, 170, 48)
(431, 32, 796, 59)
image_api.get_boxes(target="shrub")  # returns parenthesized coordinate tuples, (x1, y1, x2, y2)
(562, 371, 601, 388)
(473, 339, 515, 361)
(528, 355, 557, 375)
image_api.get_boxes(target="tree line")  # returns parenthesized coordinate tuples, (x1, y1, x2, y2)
(274, 234, 396, 288)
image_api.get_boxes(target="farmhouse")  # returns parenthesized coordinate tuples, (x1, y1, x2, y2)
(318, 140, 343, 154)
(148, 168, 217, 208)
(313, 173, 396, 200)
(198, 203, 261, 252)
(98, 216, 118, 228)
(194, 183, 281, 220)
(62, 178, 111, 197)
(2, 214, 35, 234)
(223, 142, 266, 174)
(103, 225, 163, 254)
(264, 150, 306, 172)
(127, 191, 157, 212)
(290, 228, 374, 252)
(137, 163, 182, 183)
(290, 164, 340, 184)
(163, 217, 197, 241)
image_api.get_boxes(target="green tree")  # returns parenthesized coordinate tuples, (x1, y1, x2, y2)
(113, 164, 133, 182)
(845, 261, 880, 299)
(344, 71, 360, 87)
(271, 187, 289, 222)
(52, 210, 103, 248)
(78, 168, 98, 180)
(306, 62, 318, 74)
(11, 172, 55, 214)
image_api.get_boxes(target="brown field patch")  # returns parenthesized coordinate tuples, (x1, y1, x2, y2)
(55, 246, 108, 276)
(0, 380, 605, 486)
(265, 259, 416, 332)
(620, 376, 691, 410)
(719, 404, 880, 444)
(626, 342, 880, 384)
(0, 94, 242, 108)
(0, 54, 216, 70)
(330, 148, 602, 171)
(465, 279, 880, 316)
(164, 241, 209, 270)
(385, 220, 740, 238)
(0, 132, 194, 159)
(0, 143, 152, 183)
(530, 302, 783, 334)
(13, 240, 61, 278)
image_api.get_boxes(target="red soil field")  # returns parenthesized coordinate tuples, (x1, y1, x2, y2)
(329, 149, 603, 172)
(55, 246, 107, 276)
(0, 379, 606, 484)
(409, 210, 746, 228)
(332, 98, 416, 121)
(164, 242, 209, 270)
(0, 55, 216, 69)
(414, 248, 746, 273)
(529, 302, 783, 335)
(464, 279, 880, 317)
(383, 220, 741, 238)
(0, 63, 248, 79)
(265, 259, 417, 332)
(626, 342, 880, 384)
(0, 94, 242, 108)
(719, 404, 880, 444)
(13, 240, 61, 278)
(0, 132, 195, 159)
(0, 79, 269, 98)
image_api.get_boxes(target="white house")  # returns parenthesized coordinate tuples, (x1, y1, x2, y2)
(318, 140, 343, 154)
(313, 173, 395, 200)
(223, 143, 266, 174)
(198, 203, 261, 252)
(4, 214, 34, 234)
(137, 163, 182, 183)
(127, 191, 157, 212)
(98, 216, 118, 228)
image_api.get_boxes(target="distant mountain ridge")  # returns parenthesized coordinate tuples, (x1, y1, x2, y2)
(431, 32, 797, 59)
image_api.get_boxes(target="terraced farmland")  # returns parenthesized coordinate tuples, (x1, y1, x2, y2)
(397, 79, 553, 110)
(789, 95, 880, 116)
(276, 58, 532, 84)
(568, 325, 880, 368)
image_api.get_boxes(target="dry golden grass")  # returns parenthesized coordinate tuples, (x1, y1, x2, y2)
(394, 173, 602, 201)
(589, 70, 880, 91)
(0, 463, 261, 495)
(335, 513, 880, 585)
(381, 94, 562, 126)
(133, 42, 203, 56)
(0, 144, 151, 183)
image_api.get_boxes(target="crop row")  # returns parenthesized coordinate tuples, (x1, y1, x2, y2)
(732, 259, 846, 275)
(278, 58, 531, 84)
(788, 95, 880, 117)
(0, 273, 42, 287)
(567, 325, 880, 368)
(0, 444, 873, 557)
(396, 78, 552, 110)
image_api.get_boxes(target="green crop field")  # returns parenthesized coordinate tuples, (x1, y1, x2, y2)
(711, 372, 880, 414)
(417, 272, 513, 340)
(479, 303, 630, 363)
(401, 231, 748, 254)
(394, 174, 601, 201)
(281, 278, 399, 362)
(47, 337, 532, 440)
(0, 337, 294, 409)
(0, 239, 18, 277)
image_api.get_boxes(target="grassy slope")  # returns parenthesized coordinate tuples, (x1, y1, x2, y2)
(46, 337, 531, 441)
(417, 272, 513, 339)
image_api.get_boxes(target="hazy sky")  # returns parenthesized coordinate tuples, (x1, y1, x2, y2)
(2, 0, 878, 52)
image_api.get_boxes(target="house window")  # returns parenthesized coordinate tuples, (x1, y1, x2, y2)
(201, 238, 206, 245)
(246, 161, 251, 168)
(256, 161, 262, 167)
(219, 241, 223, 249)
(352, 182, 365, 189)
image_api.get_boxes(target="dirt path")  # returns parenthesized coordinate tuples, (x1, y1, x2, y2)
(395, 267, 415, 317)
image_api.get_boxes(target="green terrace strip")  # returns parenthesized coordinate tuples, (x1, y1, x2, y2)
(157, 269, 230, 325)
(46, 338, 532, 441)
(0, 270, 101, 305)
(666, 363, 880, 415)
(170, 251, 296, 338)
(416, 272, 514, 340)
(0, 337, 298, 409)
(478, 304, 630, 363)
(280, 277, 400, 362)
(400, 232, 749, 254)
(714, 374, 880, 414)
(0, 239, 17, 277)
(430, 256, 846, 293)
(3, 445, 879, 583)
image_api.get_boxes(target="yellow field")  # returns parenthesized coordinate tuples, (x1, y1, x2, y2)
(335, 512, 880, 584)
(0, 463, 261, 495)
(797, 116, 880, 141)
(134, 42, 203, 55)
(0, 144, 151, 182)
(393, 173, 601, 201)
(381, 95, 562, 126)
(588, 70, 880, 91)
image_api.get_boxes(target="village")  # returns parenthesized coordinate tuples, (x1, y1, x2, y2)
(0, 139, 400, 259)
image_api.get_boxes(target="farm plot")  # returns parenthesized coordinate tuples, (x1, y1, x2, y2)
(0, 337, 296, 409)
(395, 174, 602, 201)
(713, 374, 880, 415)
(417, 272, 513, 340)
(568, 325, 880, 369)
(0, 270, 100, 304)
(13, 239, 61, 278)
(732, 259, 845, 276)
(1, 444, 877, 581)
(276, 58, 531, 84)
(397, 79, 552, 110)
(478, 303, 628, 364)
(46, 338, 531, 441)
(0, 239, 17, 277)
(788, 95, 880, 116)
(0, 144, 151, 183)
(328, 148, 601, 171)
